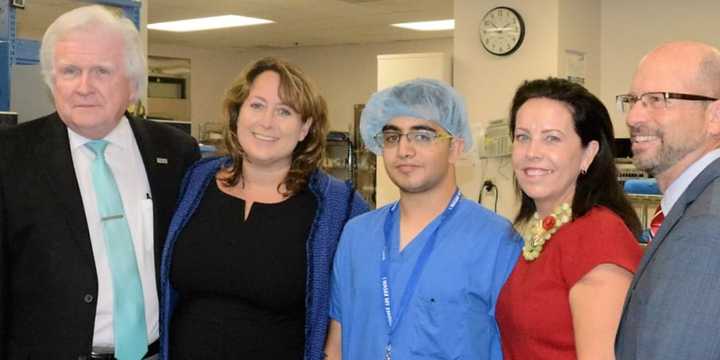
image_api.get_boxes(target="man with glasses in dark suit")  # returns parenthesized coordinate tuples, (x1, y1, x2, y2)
(615, 41, 720, 359)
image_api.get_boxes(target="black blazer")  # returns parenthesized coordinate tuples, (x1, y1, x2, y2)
(0, 113, 200, 359)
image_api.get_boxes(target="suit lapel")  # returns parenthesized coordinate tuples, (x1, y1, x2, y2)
(631, 157, 720, 284)
(35, 113, 95, 262)
(128, 116, 168, 267)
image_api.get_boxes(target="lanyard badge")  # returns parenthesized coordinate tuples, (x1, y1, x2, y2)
(380, 190, 461, 359)
(384, 344, 392, 360)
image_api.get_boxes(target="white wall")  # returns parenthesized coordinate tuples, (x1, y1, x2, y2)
(455, 1, 560, 123)
(558, 0, 600, 95)
(455, 0, 720, 220)
(454, 0, 563, 218)
(600, 0, 720, 138)
(454, 0, 603, 218)
(149, 38, 452, 137)
(21, 0, 716, 219)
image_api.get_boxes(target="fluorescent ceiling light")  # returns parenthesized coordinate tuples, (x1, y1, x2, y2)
(391, 19, 454, 31)
(148, 15, 273, 32)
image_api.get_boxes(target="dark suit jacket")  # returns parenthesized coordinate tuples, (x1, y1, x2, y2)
(0, 113, 200, 359)
(616, 157, 720, 359)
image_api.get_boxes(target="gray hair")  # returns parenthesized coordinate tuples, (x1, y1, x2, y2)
(40, 5, 147, 101)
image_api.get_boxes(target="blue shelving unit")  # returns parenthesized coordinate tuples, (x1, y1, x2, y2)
(1, 1, 16, 111)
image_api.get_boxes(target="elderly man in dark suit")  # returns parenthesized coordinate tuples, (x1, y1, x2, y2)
(615, 41, 720, 359)
(0, 5, 199, 360)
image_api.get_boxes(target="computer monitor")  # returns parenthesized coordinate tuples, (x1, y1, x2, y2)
(614, 138, 633, 159)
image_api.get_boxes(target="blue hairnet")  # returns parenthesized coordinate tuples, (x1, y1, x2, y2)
(360, 78, 473, 154)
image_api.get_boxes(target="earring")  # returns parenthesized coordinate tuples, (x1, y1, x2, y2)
(580, 169, 587, 175)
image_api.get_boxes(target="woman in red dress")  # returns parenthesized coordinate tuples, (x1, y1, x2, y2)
(496, 78, 644, 359)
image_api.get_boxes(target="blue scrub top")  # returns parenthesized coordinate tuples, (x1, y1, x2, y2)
(330, 197, 521, 360)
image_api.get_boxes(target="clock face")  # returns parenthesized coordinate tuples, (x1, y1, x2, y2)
(479, 6, 525, 56)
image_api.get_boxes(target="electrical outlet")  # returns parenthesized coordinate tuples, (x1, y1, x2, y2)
(482, 179, 496, 192)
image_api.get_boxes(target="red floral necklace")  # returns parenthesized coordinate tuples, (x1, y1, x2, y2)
(522, 203, 572, 261)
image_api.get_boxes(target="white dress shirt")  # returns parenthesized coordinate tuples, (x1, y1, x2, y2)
(68, 117, 159, 347)
(661, 148, 720, 215)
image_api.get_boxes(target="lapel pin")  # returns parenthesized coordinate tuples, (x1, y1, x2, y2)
(156, 157, 168, 164)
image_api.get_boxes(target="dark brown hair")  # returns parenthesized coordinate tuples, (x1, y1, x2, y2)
(220, 57, 328, 195)
(510, 78, 642, 237)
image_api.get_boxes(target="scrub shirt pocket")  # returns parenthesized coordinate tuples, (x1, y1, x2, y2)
(410, 294, 465, 359)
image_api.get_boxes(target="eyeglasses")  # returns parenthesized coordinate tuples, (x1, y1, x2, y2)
(616, 92, 717, 113)
(373, 129, 453, 148)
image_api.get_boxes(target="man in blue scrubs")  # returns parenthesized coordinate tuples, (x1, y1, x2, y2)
(324, 78, 521, 360)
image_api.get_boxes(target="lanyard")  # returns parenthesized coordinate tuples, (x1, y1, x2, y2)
(380, 189, 462, 352)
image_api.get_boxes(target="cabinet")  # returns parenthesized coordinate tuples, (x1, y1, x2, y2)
(147, 56, 191, 125)
(323, 131, 353, 182)
(353, 104, 377, 208)
(321, 107, 377, 208)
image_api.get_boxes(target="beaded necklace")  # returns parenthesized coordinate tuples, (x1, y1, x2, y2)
(522, 203, 572, 261)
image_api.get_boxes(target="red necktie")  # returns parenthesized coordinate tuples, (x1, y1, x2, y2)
(649, 204, 665, 240)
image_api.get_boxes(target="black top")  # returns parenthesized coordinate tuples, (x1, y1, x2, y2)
(170, 180, 317, 359)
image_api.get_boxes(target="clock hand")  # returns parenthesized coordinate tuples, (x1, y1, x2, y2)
(483, 27, 516, 33)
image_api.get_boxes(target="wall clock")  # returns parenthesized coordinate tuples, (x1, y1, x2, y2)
(479, 6, 525, 56)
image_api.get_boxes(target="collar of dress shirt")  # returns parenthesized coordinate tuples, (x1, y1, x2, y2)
(67, 116, 133, 152)
(661, 148, 720, 215)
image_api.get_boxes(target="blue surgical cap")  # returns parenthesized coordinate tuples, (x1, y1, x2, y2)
(360, 78, 473, 155)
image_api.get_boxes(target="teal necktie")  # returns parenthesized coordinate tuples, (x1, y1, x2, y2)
(86, 140, 148, 360)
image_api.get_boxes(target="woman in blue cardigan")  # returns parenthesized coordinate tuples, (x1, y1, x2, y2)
(159, 57, 368, 360)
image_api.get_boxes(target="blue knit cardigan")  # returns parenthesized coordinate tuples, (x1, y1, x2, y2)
(159, 156, 369, 360)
